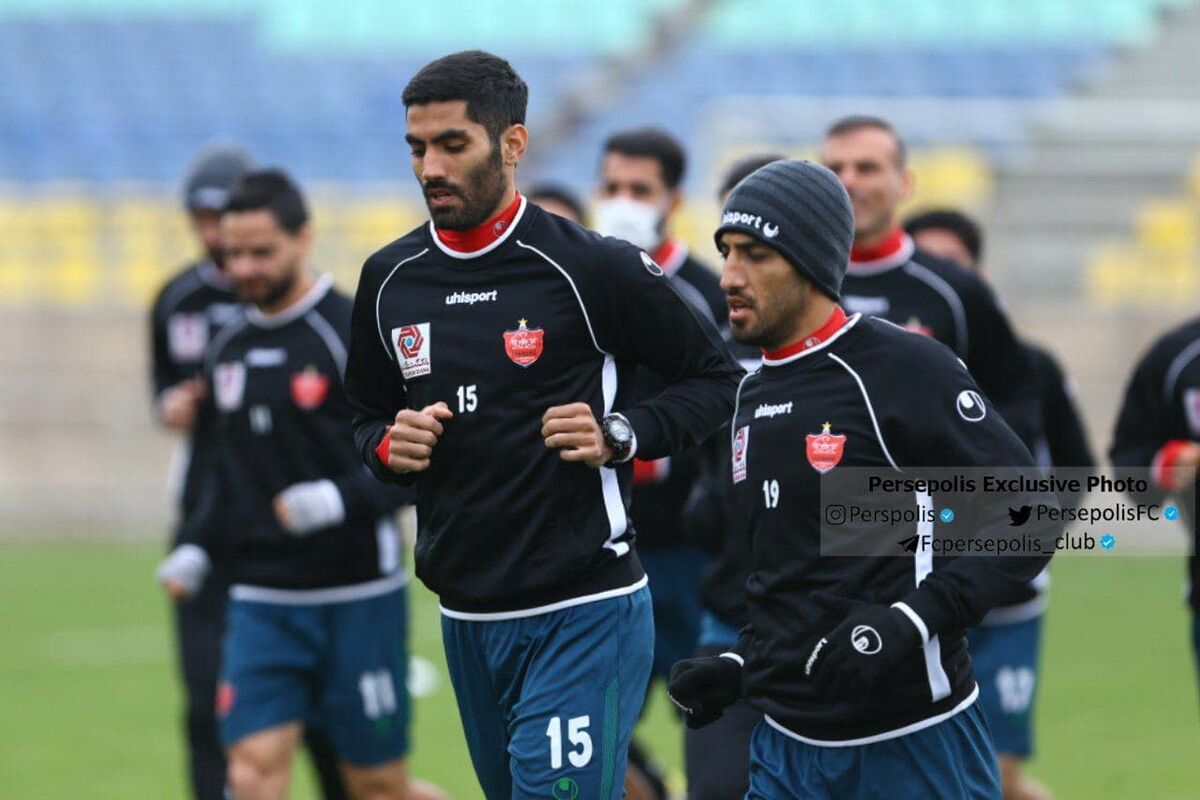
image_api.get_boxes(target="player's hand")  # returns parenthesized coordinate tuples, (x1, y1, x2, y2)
(273, 480, 345, 535)
(541, 403, 612, 468)
(156, 544, 211, 601)
(667, 655, 742, 729)
(384, 403, 454, 474)
(158, 378, 206, 432)
(803, 592, 923, 700)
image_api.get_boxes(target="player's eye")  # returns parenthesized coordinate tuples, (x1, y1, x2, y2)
(442, 141, 466, 154)
(252, 247, 273, 258)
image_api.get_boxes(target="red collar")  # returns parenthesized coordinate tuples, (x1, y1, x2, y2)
(850, 227, 905, 263)
(435, 192, 522, 254)
(762, 306, 849, 360)
(651, 238, 687, 276)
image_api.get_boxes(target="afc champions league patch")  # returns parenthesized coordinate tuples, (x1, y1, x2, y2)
(213, 361, 246, 411)
(167, 312, 208, 362)
(290, 365, 330, 410)
(503, 318, 545, 367)
(392, 323, 431, 379)
(732, 425, 750, 483)
(806, 422, 846, 473)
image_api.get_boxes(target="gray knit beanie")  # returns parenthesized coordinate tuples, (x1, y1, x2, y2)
(183, 143, 254, 211)
(714, 159, 853, 300)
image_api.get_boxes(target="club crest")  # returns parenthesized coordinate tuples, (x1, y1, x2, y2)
(290, 365, 330, 410)
(503, 318, 545, 367)
(903, 316, 934, 338)
(806, 422, 846, 473)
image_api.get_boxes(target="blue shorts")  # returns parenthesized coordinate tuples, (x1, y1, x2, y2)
(967, 615, 1042, 758)
(441, 585, 654, 800)
(218, 583, 410, 766)
(639, 546, 707, 681)
(747, 702, 1000, 800)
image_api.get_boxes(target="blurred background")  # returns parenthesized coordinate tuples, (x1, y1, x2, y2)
(1, 1, 1198, 797)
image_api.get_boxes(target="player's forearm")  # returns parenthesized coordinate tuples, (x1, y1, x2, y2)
(622, 368, 742, 459)
(897, 550, 1053, 640)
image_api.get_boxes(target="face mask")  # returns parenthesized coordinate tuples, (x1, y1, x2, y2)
(593, 197, 665, 252)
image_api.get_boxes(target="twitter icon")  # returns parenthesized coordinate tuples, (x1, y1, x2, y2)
(1008, 505, 1032, 526)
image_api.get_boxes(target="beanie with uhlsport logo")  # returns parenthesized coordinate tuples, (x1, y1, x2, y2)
(713, 159, 854, 301)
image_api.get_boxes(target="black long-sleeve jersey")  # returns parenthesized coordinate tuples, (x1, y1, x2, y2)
(729, 313, 1056, 744)
(981, 340, 1096, 626)
(183, 276, 412, 594)
(148, 260, 241, 529)
(841, 235, 1040, 449)
(1110, 316, 1200, 610)
(1026, 341, 1095, 478)
(630, 241, 731, 549)
(344, 198, 742, 618)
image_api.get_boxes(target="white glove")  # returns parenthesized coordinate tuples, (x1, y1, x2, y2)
(156, 544, 211, 597)
(275, 479, 345, 536)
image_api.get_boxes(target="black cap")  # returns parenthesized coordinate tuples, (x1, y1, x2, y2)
(714, 159, 853, 300)
(183, 143, 254, 211)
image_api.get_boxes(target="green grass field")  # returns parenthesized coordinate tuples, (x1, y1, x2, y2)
(0, 543, 1196, 798)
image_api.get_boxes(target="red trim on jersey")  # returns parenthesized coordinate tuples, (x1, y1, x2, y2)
(435, 192, 522, 253)
(375, 426, 393, 466)
(762, 306, 849, 360)
(632, 456, 671, 485)
(850, 227, 905, 263)
(1152, 439, 1194, 491)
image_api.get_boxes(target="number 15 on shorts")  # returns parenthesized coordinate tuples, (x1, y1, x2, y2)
(546, 715, 592, 769)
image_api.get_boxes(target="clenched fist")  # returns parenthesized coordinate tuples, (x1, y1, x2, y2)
(382, 402, 454, 473)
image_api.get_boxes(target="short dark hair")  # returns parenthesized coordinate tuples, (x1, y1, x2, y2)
(527, 183, 585, 222)
(602, 127, 687, 190)
(223, 169, 309, 234)
(825, 114, 907, 168)
(904, 209, 984, 263)
(718, 153, 786, 200)
(402, 50, 528, 143)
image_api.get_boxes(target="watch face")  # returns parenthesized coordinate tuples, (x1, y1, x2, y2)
(606, 416, 633, 443)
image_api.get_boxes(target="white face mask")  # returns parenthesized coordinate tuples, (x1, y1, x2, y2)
(593, 197, 665, 252)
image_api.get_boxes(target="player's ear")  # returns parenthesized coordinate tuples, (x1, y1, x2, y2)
(295, 222, 314, 257)
(501, 124, 528, 167)
(667, 187, 683, 217)
(900, 167, 915, 203)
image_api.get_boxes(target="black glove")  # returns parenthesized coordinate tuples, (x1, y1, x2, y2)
(668, 655, 742, 729)
(804, 592, 923, 700)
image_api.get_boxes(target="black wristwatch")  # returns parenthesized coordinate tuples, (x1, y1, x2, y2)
(601, 413, 636, 465)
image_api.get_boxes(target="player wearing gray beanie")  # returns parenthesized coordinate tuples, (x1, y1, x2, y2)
(183, 143, 254, 212)
(714, 159, 853, 301)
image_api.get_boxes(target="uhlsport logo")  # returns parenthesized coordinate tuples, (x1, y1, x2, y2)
(722, 209, 782, 239)
(851, 624, 882, 655)
(956, 390, 987, 422)
(392, 323, 431, 379)
(551, 777, 579, 800)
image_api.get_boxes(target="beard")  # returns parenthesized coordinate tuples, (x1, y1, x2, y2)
(422, 143, 508, 231)
(235, 269, 297, 309)
(729, 281, 811, 351)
